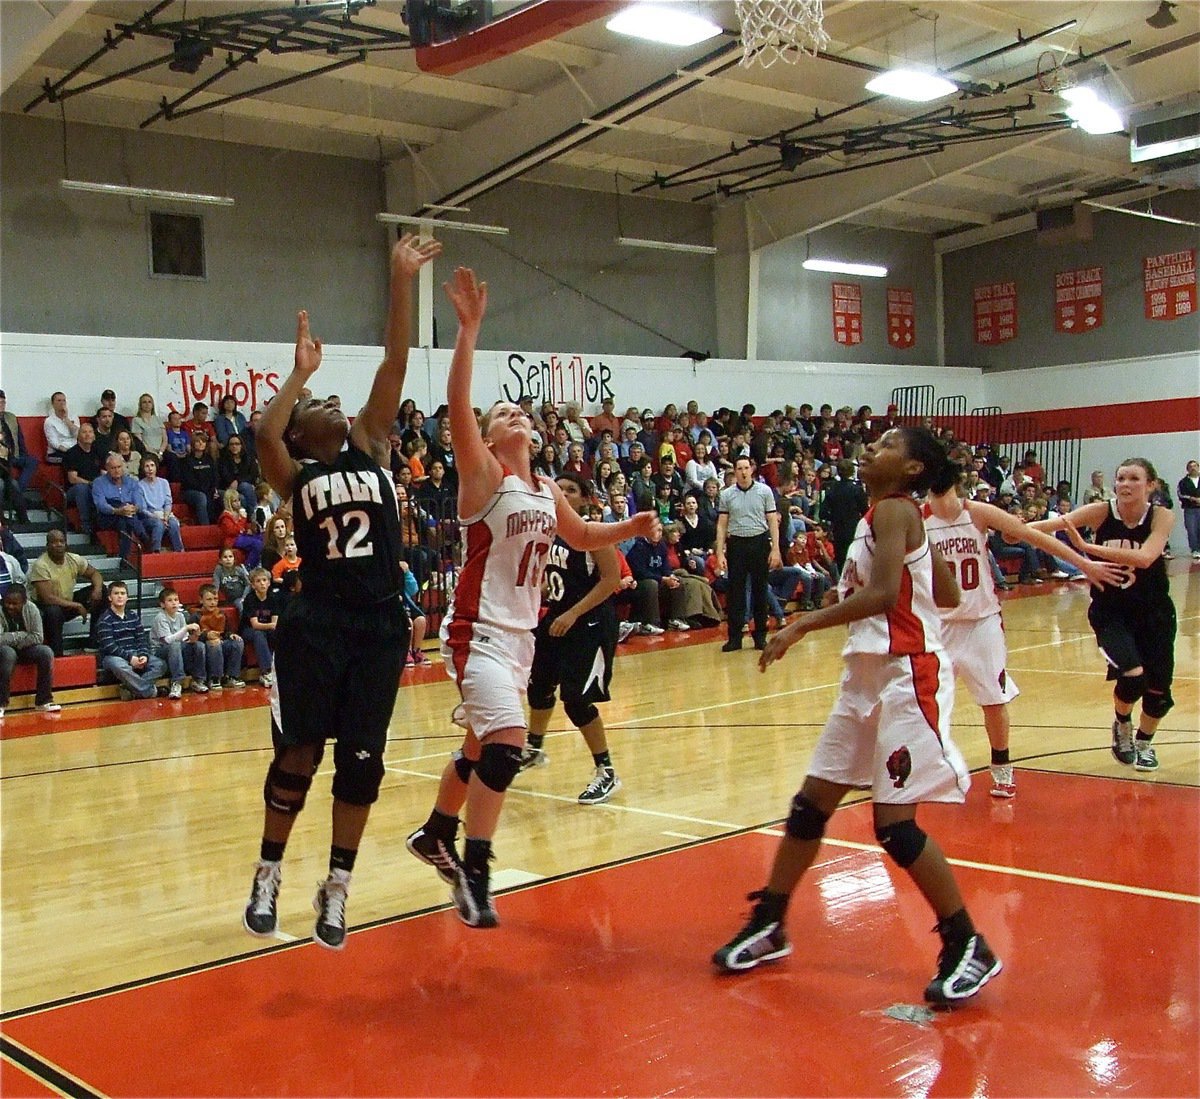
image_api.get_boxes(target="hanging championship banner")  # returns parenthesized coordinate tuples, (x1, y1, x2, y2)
(1054, 266, 1104, 333)
(973, 281, 1017, 344)
(886, 287, 915, 349)
(1143, 249, 1197, 321)
(832, 282, 863, 345)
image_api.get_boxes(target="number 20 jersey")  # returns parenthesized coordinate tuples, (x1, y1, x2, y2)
(445, 471, 558, 635)
(291, 444, 404, 607)
(921, 502, 1000, 623)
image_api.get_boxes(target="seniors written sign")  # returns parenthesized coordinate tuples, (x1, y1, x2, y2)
(1054, 267, 1104, 333)
(1143, 250, 1196, 321)
(973, 281, 1017, 344)
(832, 282, 863, 345)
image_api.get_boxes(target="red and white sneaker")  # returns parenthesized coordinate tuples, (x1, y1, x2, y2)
(989, 764, 1015, 799)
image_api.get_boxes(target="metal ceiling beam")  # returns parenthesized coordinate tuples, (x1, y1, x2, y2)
(886, 199, 994, 225)
(0, 0, 93, 97)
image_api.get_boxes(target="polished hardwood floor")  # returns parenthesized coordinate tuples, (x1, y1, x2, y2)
(2, 566, 1196, 1021)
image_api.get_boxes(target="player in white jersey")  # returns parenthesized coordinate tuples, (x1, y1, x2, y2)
(714, 427, 1003, 1006)
(924, 479, 1117, 797)
(406, 267, 657, 928)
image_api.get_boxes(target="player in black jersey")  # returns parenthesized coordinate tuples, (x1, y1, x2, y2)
(242, 233, 442, 949)
(518, 471, 623, 804)
(1034, 457, 1177, 772)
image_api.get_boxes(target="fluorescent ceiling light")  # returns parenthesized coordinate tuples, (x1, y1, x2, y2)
(803, 258, 888, 278)
(376, 212, 509, 236)
(1082, 200, 1199, 227)
(60, 179, 234, 206)
(1060, 86, 1123, 134)
(865, 68, 957, 102)
(617, 236, 717, 255)
(606, 4, 722, 46)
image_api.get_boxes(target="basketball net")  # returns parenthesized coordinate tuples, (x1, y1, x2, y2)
(735, 0, 830, 68)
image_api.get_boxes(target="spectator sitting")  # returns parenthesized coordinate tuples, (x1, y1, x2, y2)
(97, 580, 166, 700)
(400, 560, 430, 667)
(188, 402, 216, 442)
(270, 536, 301, 583)
(97, 389, 131, 436)
(405, 435, 429, 484)
(561, 441, 592, 481)
(619, 438, 646, 477)
(260, 515, 291, 575)
(626, 528, 688, 632)
(239, 567, 280, 689)
(189, 584, 246, 690)
(1082, 469, 1113, 505)
(213, 395, 249, 446)
(92, 407, 117, 458)
(602, 493, 637, 554)
(162, 410, 191, 479)
(1018, 449, 1045, 486)
(563, 402, 593, 444)
(213, 546, 252, 613)
(150, 586, 203, 699)
(395, 483, 438, 585)
(684, 441, 718, 494)
(217, 435, 261, 515)
(589, 397, 622, 439)
(678, 491, 716, 556)
(218, 488, 263, 569)
(0, 543, 25, 596)
(252, 481, 275, 531)
(178, 431, 221, 525)
(0, 389, 38, 497)
(92, 453, 150, 559)
(63, 423, 102, 537)
(111, 430, 142, 479)
(135, 457, 184, 552)
(0, 583, 60, 716)
(0, 517, 29, 572)
(662, 522, 723, 627)
(612, 545, 662, 637)
(43, 391, 79, 465)
(131, 393, 166, 462)
(28, 529, 106, 655)
(243, 409, 263, 463)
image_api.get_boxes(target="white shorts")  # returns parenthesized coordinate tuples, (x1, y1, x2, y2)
(440, 618, 534, 738)
(809, 651, 970, 805)
(941, 615, 1019, 707)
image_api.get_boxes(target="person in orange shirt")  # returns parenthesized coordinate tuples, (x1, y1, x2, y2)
(270, 537, 301, 582)
(189, 584, 245, 690)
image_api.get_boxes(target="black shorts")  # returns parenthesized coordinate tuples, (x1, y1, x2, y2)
(1089, 601, 1176, 696)
(527, 608, 618, 711)
(272, 594, 409, 753)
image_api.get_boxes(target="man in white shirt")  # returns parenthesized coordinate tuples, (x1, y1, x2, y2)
(43, 392, 78, 464)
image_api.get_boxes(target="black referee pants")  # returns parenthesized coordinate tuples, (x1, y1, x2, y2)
(727, 532, 769, 642)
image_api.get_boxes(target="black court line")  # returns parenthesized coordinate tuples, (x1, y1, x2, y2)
(0, 1037, 104, 1098)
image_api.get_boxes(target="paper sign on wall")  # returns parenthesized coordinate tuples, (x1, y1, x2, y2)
(1144, 249, 1197, 321)
(973, 281, 1018, 344)
(886, 287, 915, 349)
(832, 282, 863, 345)
(1054, 267, 1104, 333)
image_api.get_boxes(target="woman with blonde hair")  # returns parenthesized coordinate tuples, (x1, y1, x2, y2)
(131, 393, 166, 460)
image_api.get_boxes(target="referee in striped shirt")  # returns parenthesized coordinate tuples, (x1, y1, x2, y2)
(715, 456, 782, 652)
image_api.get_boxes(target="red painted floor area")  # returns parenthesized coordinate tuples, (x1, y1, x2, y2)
(3, 774, 1195, 1097)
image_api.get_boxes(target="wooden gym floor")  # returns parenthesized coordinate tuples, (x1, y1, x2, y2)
(1, 564, 1197, 1097)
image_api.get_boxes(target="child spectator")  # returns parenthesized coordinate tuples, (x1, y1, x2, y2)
(150, 586, 203, 698)
(218, 487, 263, 568)
(190, 584, 246, 690)
(97, 580, 166, 700)
(213, 547, 252, 612)
(270, 536, 301, 583)
(162, 410, 190, 479)
(252, 481, 275, 531)
(239, 567, 280, 688)
(0, 584, 60, 717)
(399, 560, 430, 667)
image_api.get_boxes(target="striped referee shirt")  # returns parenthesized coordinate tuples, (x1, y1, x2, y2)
(718, 480, 777, 537)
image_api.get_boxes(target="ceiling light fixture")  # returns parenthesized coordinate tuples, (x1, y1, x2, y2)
(865, 68, 957, 102)
(1146, 1, 1178, 29)
(1082, 200, 1199, 227)
(606, 4, 722, 46)
(803, 258, 888, 278)
(1059, 86, 1124, 135)
(60, 179, 235, 206)
(617, 236, 717, 255)
(375, 212, 509, 236)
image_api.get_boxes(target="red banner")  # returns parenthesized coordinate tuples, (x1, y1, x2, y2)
(1144, 249, 1197, 321)
(973, 281, 1017, 344)
(1054, 266, 1104, 333)
(886, 287, 915, 349)
(832, 282, 862, 345)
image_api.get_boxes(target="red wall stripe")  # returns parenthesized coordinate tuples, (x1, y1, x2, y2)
(937, 397, 1199, 441)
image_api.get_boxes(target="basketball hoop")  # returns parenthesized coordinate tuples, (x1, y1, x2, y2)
(735, 0, 830, 68)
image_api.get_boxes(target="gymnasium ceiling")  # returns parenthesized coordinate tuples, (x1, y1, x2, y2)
(2, 0, 1198, 248)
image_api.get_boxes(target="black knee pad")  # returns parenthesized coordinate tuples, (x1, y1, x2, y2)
(563, 698, 599, 729)
(452, 749, 476, 785)
(875, 819, 927, 869)
(331, 744, 385, 807)
(1114, 673, 1146, 705)
(1142, 688, 1174, 719)
(527, 688, 557, 712)
(785, 793, 830, 841)
(475, 742, 524, 793)
(264, 762, 313, 816)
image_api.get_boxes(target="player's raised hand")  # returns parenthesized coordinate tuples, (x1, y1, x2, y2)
(443, 267, 488, 329)
(392, 233, 443, 278)
(294, 310, 323, 377)
(631, 510, 661, 542)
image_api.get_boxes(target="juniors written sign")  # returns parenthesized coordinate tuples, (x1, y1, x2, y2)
(832, 282, 863, 345)
(886, 287, 915, 349)
(973, 281, 1017, 344)
(1054, 267, 1104, 333)
(1144, 249, 1196, 321)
